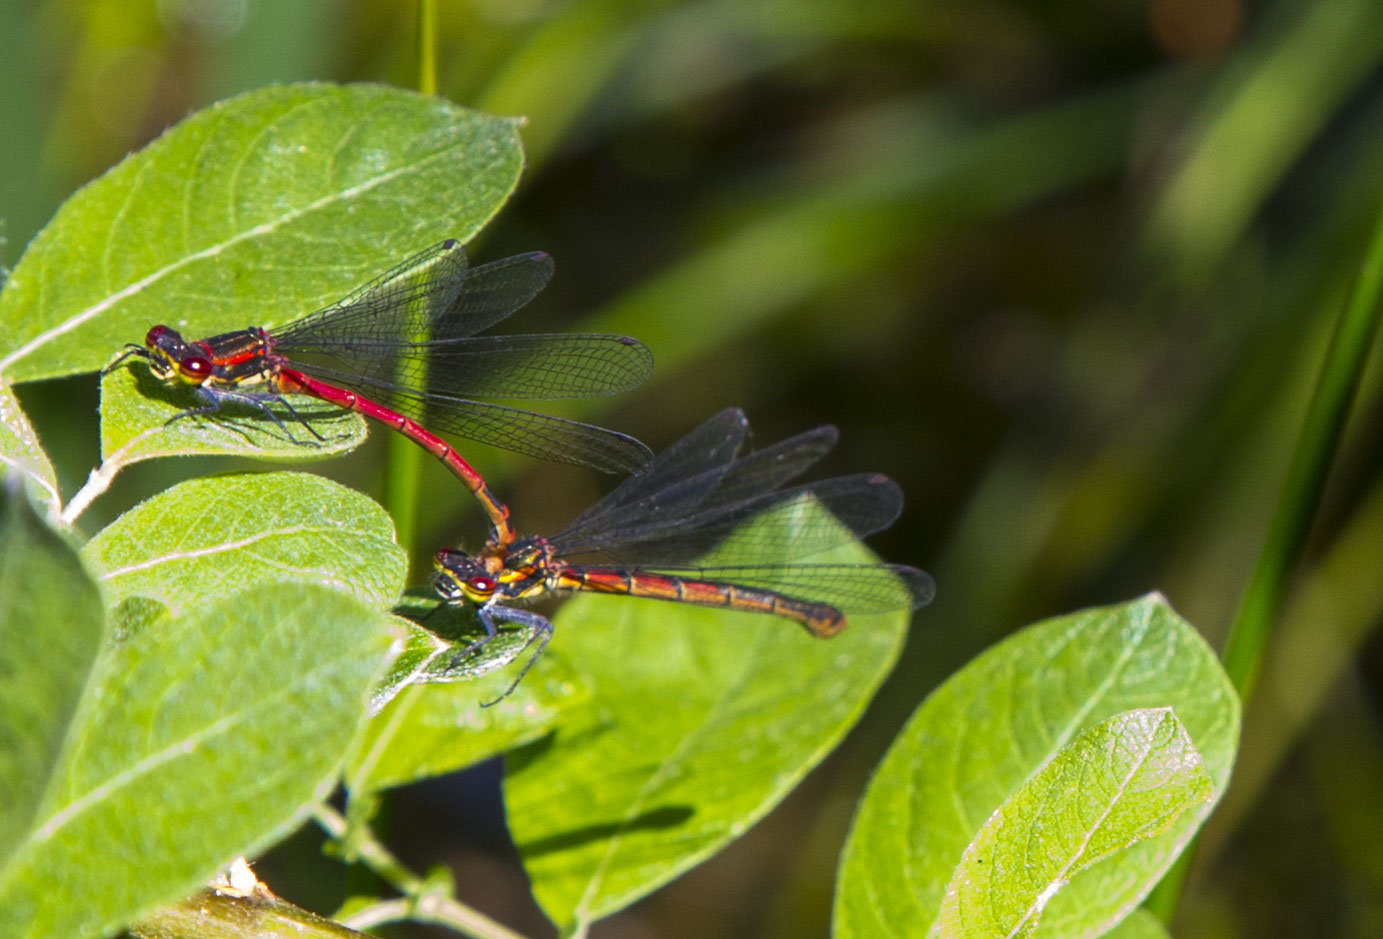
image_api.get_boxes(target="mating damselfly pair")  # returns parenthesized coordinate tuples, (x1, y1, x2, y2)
(109, 238, 933, 698)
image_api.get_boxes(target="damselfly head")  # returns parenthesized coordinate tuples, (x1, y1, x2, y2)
(433, 548, 496, 604)
(142, 325, 208, 383)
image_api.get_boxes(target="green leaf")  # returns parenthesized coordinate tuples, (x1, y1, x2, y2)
(502, 514, 912, 933)
(0, 82, 523, 382)
(1100, 910, 1172, 939)
(0, 479, 105, 863)
(367, 590, 585, 712)
(351, 640, 586, 795)
(82, 471, 406, 613)
(0, 583, 393, 939)
(368, 614, 455, 714)
(833, 595, 1240, 939)
(351, 593, 589, 794)
(0, 381, 60, 516)
(98, 363, 367, 468)
(937, 708, 1213, 939)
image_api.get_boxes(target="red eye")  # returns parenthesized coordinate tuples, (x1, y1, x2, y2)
(468, 576, 496, 593)
(180, 355, 213, 379)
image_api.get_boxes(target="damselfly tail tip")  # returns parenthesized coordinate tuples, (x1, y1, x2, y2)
(901, 565, 936, 608)
(806, 609, 848, 638)
(441, 238, 459, 250)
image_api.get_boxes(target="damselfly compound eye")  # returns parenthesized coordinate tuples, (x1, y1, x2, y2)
(180, 355, 213, 381)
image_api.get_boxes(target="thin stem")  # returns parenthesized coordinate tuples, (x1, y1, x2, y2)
(311, 803, 417, 895)
(342, 896, 529, 939)
(1147, 201, 1383, 919)
(311, 805, 527, 939)
(339, 898, 411, 930)
(418, 0, 438, 96)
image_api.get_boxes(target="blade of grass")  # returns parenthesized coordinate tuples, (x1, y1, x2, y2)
(1147, 197, 1383, 919)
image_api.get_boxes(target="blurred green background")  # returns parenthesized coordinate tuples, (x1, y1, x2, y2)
(6, 0, 1383, 936)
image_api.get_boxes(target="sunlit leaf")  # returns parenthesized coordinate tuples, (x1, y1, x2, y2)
(352, 595, 588, 793)
(82, 471, 405, 614)
(0, 583, 393, 939)
(365, 591, 585, 707)
(503, 506, 916, 933)
(1101, 909, 1172, 939)
(0, 82, 523, 382)
(937, 708, 1213, 939)
(352, 650, 584, 795)
(834, 595, 1239, 939)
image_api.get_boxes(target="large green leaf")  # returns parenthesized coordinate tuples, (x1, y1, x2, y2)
(82, 471, 406, 614)
(0, 479, 105, 863)
(1101, 910, 1172, 939)
(833, 595, 1240, 939)
(97, 363, 367, 469)
(0, 381, 60, 516)
(502, 514, 915, 934)
(0, 82, 523, 382)
(937, 708, 1213, 939)
(0, 583, 393, 939)
(352, 593, 590, 793)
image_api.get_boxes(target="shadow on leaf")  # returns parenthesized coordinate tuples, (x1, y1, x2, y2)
(516, 805, 697, 858)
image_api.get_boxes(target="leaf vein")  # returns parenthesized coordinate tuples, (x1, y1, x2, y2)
(0, 123, 464, 376)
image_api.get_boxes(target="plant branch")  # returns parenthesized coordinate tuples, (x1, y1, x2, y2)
(341, 895, 530, 938)
(130, 884, 368, 939)
(311, 803, 416, 894)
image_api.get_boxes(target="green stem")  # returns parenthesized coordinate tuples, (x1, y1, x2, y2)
(418, 0, 438, 96)
(384, 0, 441, 556)
(1147, 200, 1383, 919)
(311, 804, 416, 894)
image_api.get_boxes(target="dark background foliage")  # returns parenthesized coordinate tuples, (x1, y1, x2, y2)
(4, 0, 1382, 935)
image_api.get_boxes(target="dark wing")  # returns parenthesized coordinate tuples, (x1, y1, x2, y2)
(553, 472, 903, 565)
(559, 408, 751, 542)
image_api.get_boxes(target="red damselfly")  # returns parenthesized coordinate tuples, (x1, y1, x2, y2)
(433, 408, 934, 699)
(105, 240, 653, 557)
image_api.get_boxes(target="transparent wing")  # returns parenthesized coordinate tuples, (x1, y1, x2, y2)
(553, 473, 902, 563)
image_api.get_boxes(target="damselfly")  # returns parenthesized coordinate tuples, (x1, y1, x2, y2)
(434, 408, 933, 698)
(107, 240, 653, 558)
